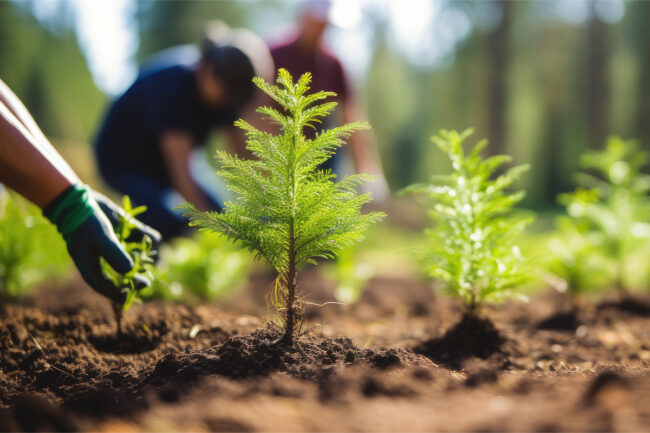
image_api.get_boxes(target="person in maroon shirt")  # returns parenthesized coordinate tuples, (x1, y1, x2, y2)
(268, 0, 389, 202)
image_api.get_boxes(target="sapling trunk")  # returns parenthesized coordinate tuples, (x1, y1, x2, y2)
(280, 220, 298, 345)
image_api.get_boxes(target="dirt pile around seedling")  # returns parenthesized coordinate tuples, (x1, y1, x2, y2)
(536, 310, 581, 331)
(413, 313, 507, 369)
(147, 326, 425, 385)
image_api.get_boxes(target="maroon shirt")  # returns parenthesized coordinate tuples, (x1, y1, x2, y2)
(270, 37, 350, 105)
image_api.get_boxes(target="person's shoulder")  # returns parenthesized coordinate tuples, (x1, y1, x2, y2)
(140, 64, 192, 83)
(270, 35, 298, 59)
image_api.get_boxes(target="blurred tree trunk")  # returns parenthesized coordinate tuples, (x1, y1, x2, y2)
(633, 3, 650, 147)
(486, 0, 511, 156)
(586, 1, 610, 148)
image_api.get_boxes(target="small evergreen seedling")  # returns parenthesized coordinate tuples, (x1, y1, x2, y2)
(182, 69, 384, 345)
(101, 196, 155, 334)
(404, 129, 532, 315)
(558, 136, 650, 294)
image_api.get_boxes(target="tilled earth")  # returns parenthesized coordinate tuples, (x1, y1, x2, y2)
(0, 270, 649, 432)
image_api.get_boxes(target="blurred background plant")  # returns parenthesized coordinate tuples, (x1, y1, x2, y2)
(144, 231, 250, 303)
(403, 129, 533, 315)
(330, 244, 375, 304)
(544, 217, 611, 308)
(556, 136, 650, 294)
(0, 191, 71, 298)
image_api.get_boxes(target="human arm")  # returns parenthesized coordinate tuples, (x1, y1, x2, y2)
(0, 80, 77, 207)
(0, 80, 157, 302)
(160, 130, 214, 212)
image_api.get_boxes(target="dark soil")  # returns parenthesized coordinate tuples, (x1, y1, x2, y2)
(1, 276, 649, 432)
(413, 313, 506, 369)
(536, 310, 581, 331)
(598, 296, 650, 317)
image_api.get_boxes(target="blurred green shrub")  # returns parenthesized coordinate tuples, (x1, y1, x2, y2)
(0, 191, 70, 297)
(144, 231, 250, 303)
(545, 217, 611, 305)
(332, 245, 374, 304)
(557, 136, 650, 293)
(403, 129, 533, 315)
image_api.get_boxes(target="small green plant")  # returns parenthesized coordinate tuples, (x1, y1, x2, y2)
(100, 196, 155, 331)
(182, 69, 384, 345)
(545, 217, 609, 308)
(559, 136, 650, 294)
(0, 192, 70, 297)
(146, 231, 249, 302)
(403, 129, 532, 316)
(332, 245, 374, 304)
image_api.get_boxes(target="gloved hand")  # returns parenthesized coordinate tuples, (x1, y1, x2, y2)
(92, 190, 162, 257)
(43, 184, 150, 303)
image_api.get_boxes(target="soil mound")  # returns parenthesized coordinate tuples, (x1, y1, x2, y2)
(598, 297, 650, 317)
(413, 313, 506, 369)
(147, 326, 423, 385)
(536, 310, 580, 331)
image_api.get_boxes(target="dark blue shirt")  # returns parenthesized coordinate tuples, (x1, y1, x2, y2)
(95, 62, 237, 186)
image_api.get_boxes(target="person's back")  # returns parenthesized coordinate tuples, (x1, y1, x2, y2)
(95, 62, 236, 187)
(270, 37, 349, 108)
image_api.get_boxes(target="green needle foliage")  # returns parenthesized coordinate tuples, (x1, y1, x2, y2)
(182, 69, 384, 344)
(403, 129, 532, 315)
(101, 196, 155, 322)
(558, 136, 650, 294)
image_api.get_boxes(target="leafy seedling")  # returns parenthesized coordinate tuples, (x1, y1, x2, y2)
(403, 129, 532, 316)
(182, 69, 384, 345)
(558, 136, 650, 295)
(100, 196, 155, 335)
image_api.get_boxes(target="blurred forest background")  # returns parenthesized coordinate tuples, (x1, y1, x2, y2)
(1, 0, 649, 208)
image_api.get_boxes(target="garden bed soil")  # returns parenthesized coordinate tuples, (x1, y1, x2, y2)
(1, 274, 649, 432)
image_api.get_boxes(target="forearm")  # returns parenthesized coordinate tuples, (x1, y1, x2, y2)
(0, 102, 75, 208)
(344, 103, 384, 176)
(0, 79, 79, 182)
(160, 131, 212, 212)
(171, 174, 212, 212)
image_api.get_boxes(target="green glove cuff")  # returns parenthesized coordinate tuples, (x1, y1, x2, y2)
(43, 184, 96, 243)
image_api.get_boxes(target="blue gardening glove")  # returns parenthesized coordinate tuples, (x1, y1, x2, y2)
(43, 184, 149, 303)
(92, 190, 161, 259)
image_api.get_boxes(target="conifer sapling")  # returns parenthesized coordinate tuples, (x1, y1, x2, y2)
(182, 69, 384, 345)
(404, 129, 532, 316)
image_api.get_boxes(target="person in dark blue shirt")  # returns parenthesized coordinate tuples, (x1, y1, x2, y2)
(95, 24, 272, 240)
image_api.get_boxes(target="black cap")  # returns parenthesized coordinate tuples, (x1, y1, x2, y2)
(202, 42, 255, 112)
